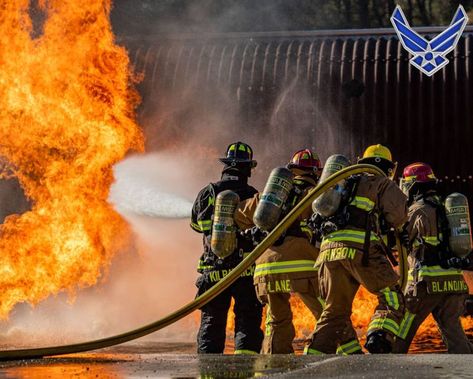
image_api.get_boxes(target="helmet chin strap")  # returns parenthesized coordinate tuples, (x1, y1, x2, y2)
(388, 161, 398, 180)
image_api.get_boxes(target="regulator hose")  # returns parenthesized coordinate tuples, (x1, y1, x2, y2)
(0, 164, 384, 360)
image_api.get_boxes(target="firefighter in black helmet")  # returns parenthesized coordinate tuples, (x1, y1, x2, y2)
(191, 142, 263, 354)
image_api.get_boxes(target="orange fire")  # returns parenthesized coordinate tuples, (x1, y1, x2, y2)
(227, 283, 473, 351)
(0, 1, 143, 317)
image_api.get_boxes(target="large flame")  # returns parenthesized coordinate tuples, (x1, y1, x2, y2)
(0, 0, 143, 317)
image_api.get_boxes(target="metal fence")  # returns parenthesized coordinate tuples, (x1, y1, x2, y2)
(129, 27, 473, 199)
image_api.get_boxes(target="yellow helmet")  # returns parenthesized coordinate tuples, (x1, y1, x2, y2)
(358, 144, 396, 179)
(360, 144, 392, 162)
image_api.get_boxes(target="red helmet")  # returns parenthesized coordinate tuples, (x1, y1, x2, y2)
(402, 162, 437, 183)
(287, 149, 322, 175)
(401, 162, 437, 194)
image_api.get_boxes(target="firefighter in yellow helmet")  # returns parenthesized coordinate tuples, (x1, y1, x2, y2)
(234, 149, 324, 354)
(304, 144, 408, 354)
(392, 163, 473, 353)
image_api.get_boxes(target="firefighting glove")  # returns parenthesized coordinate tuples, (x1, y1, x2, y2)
(445, 254, 473, 270)
(464, 295, 473, 316)
(398, 227, 410, 248)
(242, 226, 268, 246)
(307, 213, 323, 243)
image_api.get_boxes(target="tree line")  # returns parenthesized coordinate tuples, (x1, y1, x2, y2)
(112, 0, 473, 35)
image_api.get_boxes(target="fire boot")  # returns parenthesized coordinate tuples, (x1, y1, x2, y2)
(465, 295, 473, 317)
(364, 330, 392, 354)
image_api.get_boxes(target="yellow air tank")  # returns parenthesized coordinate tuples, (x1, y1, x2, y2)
(253, 167, 294, 231)
(445, 192, 473, 258)
(211, 190, 240, 259)
(312, 154, 350, 217)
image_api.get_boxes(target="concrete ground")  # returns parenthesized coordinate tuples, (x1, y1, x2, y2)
(0, 342, 472, 378)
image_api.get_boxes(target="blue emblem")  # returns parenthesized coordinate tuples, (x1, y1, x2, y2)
(391, 5, 469, 76)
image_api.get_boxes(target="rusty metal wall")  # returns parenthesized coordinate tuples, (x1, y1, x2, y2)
(130, 28, 473, 198)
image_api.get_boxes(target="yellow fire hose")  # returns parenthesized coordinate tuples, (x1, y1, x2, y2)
(0, 164, 387, 360)
(396, 235, 409, 293)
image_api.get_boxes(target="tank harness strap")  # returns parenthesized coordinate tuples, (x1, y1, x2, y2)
(362, 218, 371, 267)
(347, 177, 370, 267)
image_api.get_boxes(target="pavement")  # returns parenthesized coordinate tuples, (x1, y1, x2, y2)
(0, 342, 472, 378)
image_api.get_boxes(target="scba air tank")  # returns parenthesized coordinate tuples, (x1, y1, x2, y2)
(445, 192, 473, 258)
(211, 190, 240, 259)
(312, 154, 351, 217)
(253, 167, 294, 231)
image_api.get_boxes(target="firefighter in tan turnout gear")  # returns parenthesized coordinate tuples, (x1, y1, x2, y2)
(393, 162, 473, 354)
(305, 145, 408, 355)
(235, 149, 323, 354)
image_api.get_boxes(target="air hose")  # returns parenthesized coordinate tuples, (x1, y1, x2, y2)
(0, 164, 385, 360)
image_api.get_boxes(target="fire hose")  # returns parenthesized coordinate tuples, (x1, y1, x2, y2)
(396, 235, 409, 293)
(0, 163, 395, 360)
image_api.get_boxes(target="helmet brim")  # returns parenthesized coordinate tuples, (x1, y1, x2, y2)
(219, 158, 257, 168)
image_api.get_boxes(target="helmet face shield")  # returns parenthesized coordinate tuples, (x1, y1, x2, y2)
(401, 162, 438, 197)
(399, 177, 415, 196)
(219, 141, 257, 168)
(287, 149, 322, 179)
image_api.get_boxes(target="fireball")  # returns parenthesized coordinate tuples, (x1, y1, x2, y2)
(0, 0, 143, 317)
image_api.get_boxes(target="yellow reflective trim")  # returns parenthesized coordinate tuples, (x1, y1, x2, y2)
(350, 196, 375, 211)
(336, 339, 362, 355)
(265, 311, 272, 336)
(208, 196, 215, 206)
(229, 144, 236, 152)
(234, 349, 258, 355)
(198, 220, 212, 231)
(398, 312, 416, 340)
(368, 318, 399, 335)
(381, 287, 400, 310)
(321, 229, 380, 248)
(254, 260, 317, 277)
(424, 236, 440, 246)
(303, 346, 324, 355)
(191, 222, 202, 231)
(414, 265, 463, 278)
(238, 144, 247, 151)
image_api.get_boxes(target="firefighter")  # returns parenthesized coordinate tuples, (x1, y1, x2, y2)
(191, 141, 263, 354)
(234, 149, 324, 354)
(392, 163, 473, 354)
(304, 144, 408, 355)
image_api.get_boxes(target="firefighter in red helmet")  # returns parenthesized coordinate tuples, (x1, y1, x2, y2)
(393, 162, 473, 353)
(235, 149, 324, 354)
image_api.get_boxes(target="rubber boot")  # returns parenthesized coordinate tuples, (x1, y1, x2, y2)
(364, 330, 392, 354)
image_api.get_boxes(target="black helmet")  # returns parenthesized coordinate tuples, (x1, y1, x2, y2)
(219, 142, 257, 168)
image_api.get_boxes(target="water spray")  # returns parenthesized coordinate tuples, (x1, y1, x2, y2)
(0, 164, 387, 360)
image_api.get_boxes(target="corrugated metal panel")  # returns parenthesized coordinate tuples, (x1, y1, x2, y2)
(132, 29, 473, 199)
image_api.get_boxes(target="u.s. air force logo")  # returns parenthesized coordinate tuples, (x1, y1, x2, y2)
(391, 5, 469, 76)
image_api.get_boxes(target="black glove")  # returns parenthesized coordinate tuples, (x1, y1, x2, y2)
(398, 228, 410, 248)
(444, 255, 473, 270)
(465, 295, 473, 317)
(242, 226, 268, 246)
(307, 213, 323, 232)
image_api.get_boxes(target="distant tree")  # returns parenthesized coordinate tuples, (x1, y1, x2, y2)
(111, 0, 473, 35)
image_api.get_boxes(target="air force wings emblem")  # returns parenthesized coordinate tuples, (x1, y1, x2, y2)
(391, 5, 469, 76)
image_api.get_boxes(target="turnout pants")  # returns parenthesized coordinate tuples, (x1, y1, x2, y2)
(306, 247, 405, 354)
(256, 277, 323, 354)
(393, 283, 473, 354)
(196, 274, 263, 354)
